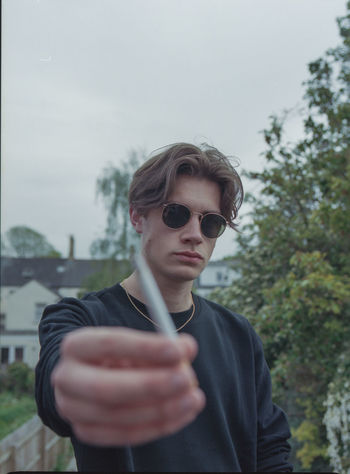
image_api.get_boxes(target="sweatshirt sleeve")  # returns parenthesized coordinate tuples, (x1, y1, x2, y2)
(252, 330, 293, 472)
(35, 296, 104, 437)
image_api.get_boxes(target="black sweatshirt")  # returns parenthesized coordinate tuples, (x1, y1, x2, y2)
(35, 283, 293, 472)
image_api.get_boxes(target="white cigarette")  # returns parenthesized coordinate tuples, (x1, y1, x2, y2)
(134, 253, 177, 340)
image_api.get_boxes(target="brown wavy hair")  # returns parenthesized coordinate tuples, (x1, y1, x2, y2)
(129, 143, 244, 231)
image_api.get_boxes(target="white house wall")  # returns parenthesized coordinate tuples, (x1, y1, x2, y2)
(58, 287, 81, 298)
(1, 286, 18, 299)
(198, 263, 237, 287)
(5, 280, 58, 331)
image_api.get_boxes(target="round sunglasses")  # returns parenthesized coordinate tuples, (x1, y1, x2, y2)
(162, 203, 227, 238)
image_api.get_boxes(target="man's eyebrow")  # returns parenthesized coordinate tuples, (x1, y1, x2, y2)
(168, 201, 221, 214)
(192, 206, 223, 215)
(193, 204, 222, 214)
(205, 208, 222, 214)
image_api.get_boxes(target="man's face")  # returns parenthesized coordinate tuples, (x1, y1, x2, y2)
(131, 175, 222, 285)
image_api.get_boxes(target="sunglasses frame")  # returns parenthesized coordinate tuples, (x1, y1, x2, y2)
(161, 202, 227, 238)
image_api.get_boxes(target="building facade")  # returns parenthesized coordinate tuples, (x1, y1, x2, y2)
(1, 257, 237, 368)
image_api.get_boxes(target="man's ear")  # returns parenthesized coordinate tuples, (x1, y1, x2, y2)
(130, 206, 144, 234)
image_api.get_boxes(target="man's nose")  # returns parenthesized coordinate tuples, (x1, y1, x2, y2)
(180, 215, 203, 244)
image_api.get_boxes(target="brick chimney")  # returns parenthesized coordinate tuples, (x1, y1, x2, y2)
(68, 235, 75, 259)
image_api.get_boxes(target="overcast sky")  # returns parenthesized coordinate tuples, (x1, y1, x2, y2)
(1, 0, 347, 260)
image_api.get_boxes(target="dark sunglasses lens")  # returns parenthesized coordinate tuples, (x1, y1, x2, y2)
(163, 204, 190, 228)
(202, 214, 226, 238)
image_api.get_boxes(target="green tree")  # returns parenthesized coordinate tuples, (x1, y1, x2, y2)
(90, 149, 145, 259)
(260, 251, 350, 469)
(82, 149, 146, 293)
(1, 362, 35, 396)
(2, 226, 61, 258)
(79, 259, 132, 295)
(211, 3, 350, 470)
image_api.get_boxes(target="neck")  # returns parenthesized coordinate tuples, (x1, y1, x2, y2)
(122, 271, 193, 313)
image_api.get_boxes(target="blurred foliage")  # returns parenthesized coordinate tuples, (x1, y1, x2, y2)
(86, 149, 146, 291)
(90, 149, 146, 260)
(78, 258, 133, 295)
(0, 391, 36, 440)
(0, 362, 35, 396)
(260, 251, 350, 394)
(0, 363, 36, 439)
(210, 3, 350, 470)
(1, 226, 61, 258)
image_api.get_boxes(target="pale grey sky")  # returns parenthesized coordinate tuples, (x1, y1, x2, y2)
(1, 0, 347, 259)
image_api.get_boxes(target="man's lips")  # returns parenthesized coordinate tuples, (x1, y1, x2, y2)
(174, 251, 204, 260)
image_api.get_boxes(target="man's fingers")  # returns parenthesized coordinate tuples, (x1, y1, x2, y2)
(52, 361, 197, 405)
(61, 327, 198, 366)
(55, 385, 205, 427)
(53, 327, 203, 447)
(72, 389, 206, 447)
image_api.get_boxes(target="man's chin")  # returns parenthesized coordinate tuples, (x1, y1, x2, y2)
(171, 265, 204, 283)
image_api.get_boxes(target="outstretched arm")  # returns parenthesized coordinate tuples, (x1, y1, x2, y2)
(35, 299, 205, 446)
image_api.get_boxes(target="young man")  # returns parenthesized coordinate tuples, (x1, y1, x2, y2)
(35, 143, 293, 472)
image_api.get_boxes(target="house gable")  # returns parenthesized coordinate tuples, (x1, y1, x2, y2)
(3, 279, 59, 331)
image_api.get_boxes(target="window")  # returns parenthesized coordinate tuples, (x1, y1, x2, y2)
(56, 265, 66, 273)
(35, 303, 47, 323)
(15, 347, 24, 362)
(0, 313, 5, 331)
(1, 347, 9, 364)
(22, 268, 34, 278)
(216, 271, 223, 282)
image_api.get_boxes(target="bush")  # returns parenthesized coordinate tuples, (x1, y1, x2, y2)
(0, 392, 37, 439)
(2, 362, 35, 396)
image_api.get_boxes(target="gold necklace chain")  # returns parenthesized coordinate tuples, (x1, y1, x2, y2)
(120, 282, 195, 332)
